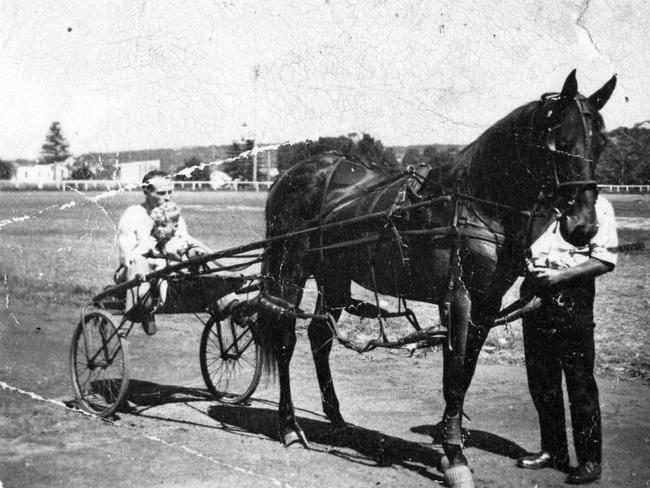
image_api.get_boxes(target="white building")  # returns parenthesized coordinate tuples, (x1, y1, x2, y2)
(117, 160, 160, 186)
(13, 162, 70, 184)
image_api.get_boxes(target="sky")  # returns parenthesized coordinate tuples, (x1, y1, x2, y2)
(1, 0, 649, 160)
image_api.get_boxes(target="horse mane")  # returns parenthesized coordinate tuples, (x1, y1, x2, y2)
(461, 101, 540, 173)
(421, 101, 540, 200)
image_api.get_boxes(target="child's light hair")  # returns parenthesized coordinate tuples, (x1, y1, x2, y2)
(151, 202, 181, 243)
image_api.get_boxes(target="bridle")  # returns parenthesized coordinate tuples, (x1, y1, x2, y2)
(518, 94, 603, 250)
(540, 93, 599, 198)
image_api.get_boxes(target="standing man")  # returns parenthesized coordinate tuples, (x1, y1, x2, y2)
(116, 170, 208, 335)
(516, 194, 618, 485)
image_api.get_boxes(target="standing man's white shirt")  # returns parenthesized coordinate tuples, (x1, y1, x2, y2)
(529, 196, 618, 270)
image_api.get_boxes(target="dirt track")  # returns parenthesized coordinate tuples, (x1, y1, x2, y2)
(1, 302, 649, 488)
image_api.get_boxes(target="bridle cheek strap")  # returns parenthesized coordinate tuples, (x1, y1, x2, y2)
(545, 96, 598, 194)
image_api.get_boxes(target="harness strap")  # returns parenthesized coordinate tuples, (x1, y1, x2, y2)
(388, 219, 410, 270)
(305, 224, 507, 254)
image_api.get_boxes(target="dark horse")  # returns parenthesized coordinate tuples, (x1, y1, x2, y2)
(257, 70, 616, 487)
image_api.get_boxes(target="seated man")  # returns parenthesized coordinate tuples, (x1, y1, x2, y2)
(116, 170, 230, 335)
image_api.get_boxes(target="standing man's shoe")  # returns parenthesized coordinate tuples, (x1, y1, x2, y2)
(566, 462, 601, 484)
(516, 451, 569, 472)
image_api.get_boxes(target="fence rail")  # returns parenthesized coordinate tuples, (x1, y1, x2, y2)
(598, 184, 650, 193)
(0, 179, 648, 193)
(0, 179, 274, 191)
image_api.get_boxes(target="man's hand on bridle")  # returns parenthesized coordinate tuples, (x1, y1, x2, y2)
(527, 266, 566, 289)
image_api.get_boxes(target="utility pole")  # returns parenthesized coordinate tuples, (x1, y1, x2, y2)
(252, 63, 260, 190)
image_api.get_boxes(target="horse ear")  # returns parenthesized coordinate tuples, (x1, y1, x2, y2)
(559, 69, 578, 99)
(588, 74, 617, 111)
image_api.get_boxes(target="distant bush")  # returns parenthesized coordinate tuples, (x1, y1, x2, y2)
(0, 159, 13, 179)
(277, 133, 400, 174)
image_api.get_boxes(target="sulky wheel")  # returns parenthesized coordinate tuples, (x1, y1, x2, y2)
(70, 310, 130, 417)
(200, 314, 261, 404)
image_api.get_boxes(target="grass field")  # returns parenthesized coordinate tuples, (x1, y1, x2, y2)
(1, 190, 648, 380)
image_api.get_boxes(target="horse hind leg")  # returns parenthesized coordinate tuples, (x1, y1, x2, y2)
(308, 274, 350, 427)
(276, 315, 308, 447)
(258, 241, 310, 448)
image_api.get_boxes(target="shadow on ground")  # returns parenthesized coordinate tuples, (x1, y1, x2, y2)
(412, 422, 529, 460)
(207, 402, 446, 483)
(106, 380, 529, 484)
(124, 379, 212, 408)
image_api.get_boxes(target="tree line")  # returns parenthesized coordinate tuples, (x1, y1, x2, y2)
(1, 121, 649, 185)
(597, 122, 650, 185)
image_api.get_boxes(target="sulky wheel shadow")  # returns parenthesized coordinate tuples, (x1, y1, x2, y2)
(411, 421, 528, 459)
(207, 403, 445, 483)
(123, 379, 212, 408)
(66, 380, 211, 418)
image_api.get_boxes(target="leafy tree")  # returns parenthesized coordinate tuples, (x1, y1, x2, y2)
(219, 139, 258, 180)
(356, 133, 399, 169)
(276, 133, 401, 174)
(40, 121, 71, 164)
(70, 165, 94, 180)
(401, 147, 423, 168)
(174, 155, 212, 181)
(66, 153, 118, 180)
(0, 159, 13, 179)
(243, 139, 255, 152)
(598, 124, 650, 184)
(422, 145, 458, 169)
(93, 157, 119, 179)
(69, 154, 95, 180)
(226, 140, 243, 159)
(276, 140, 313, 173)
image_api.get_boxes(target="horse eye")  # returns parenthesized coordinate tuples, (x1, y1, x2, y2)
(547, 110, 553, 118)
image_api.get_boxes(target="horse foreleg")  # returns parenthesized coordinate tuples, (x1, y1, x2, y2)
(440, 282, 476, 488)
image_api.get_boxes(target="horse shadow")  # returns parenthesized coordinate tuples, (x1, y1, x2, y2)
(411, 422, 529, 460)
(83, 380, 526, 481)
(80, 380, 442, 481)
(206, 402, 445, 482)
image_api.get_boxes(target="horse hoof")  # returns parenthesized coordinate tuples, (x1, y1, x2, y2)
(444, 464, 474, 488)
(282, 428, 309, 448)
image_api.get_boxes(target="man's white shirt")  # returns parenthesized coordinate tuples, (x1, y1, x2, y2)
(529, 196, 618, 270)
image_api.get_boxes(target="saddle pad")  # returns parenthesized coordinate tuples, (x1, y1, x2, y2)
(320, 157, 408, 223)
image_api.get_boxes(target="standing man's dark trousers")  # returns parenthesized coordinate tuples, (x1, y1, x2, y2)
(523, 312, 601, 467)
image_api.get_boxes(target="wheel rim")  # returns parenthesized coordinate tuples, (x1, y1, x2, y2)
(201, 317, 260, 404)
(72, 312, 128, 416)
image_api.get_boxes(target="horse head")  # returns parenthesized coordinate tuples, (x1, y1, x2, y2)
(529, 69, 616, 246)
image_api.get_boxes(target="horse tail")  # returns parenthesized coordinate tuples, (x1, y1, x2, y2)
(257, 330, 278, 379)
